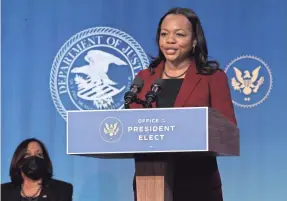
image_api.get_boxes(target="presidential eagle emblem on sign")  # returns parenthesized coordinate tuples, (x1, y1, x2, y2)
(104, 122, 119, 137)
(99, 117, 123, 143)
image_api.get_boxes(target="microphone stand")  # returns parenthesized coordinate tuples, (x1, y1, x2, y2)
(144, 91, 157, 108)
(144, 100, 153, 108)
(124, 97, 147, 109)
(136, 98, 147, 107)
(124, 101, 130, 109)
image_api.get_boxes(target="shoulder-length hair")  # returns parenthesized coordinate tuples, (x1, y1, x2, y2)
(149, 7, 219, 75)
(9, 138, 53, 185)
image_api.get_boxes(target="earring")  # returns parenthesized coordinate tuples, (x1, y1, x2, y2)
(192, 45, 196, 54)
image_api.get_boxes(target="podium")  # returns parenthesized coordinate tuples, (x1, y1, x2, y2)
(67, 107, 239, 201)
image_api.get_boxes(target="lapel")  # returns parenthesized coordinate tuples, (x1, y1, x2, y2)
(146, 60, 202, 108)
(38, 180, 53, 201)
(7, 184, 21, 201)
(174, 60, 202, 107)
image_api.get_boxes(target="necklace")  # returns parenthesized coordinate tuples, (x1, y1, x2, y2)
(21, 184, 42, 200)
(163, 68, 188, 79)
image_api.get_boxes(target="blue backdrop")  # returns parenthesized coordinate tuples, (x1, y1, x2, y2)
(2, 0, 287, 200)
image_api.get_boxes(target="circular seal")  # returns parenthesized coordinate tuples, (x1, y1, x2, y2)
(99, 117, 123, 143)
(224, 55, 273, 108)
(50, 27, 149, 120)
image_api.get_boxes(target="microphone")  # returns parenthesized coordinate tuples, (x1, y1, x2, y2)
(145, 78, 164, 108)
(124, 77, 144, 107)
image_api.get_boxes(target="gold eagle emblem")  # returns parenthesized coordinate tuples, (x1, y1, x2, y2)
(231, 66, 264, 100)
(104, 122, 119, 137)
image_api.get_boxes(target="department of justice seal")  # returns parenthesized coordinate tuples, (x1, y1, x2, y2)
(50, 27, 149, 120)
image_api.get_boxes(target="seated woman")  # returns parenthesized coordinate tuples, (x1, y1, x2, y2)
(1, 138, 73, 201)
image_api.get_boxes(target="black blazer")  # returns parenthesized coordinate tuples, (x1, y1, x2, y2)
(1, 179, 73, 201)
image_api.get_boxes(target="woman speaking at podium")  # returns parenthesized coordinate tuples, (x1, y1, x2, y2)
(129, 7, 237, 201)
(1, 138, 73, 201)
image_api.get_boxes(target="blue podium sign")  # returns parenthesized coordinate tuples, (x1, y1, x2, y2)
(67, 107, 209, 154)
